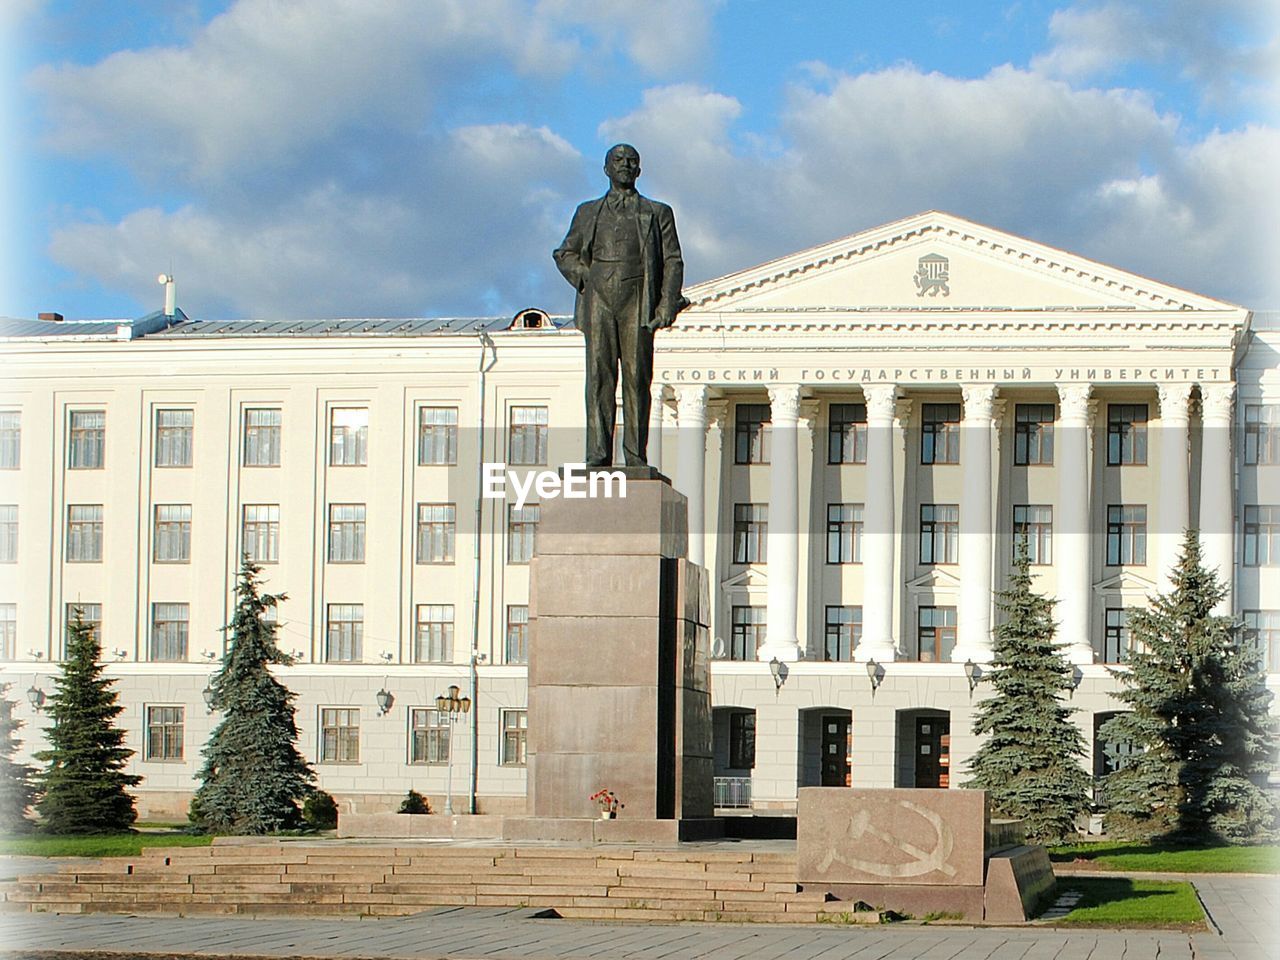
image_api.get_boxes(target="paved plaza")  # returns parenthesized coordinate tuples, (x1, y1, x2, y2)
(0, 874, 1274, 960)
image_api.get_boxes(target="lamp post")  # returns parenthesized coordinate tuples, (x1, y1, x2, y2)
(435, 684, 471, 815)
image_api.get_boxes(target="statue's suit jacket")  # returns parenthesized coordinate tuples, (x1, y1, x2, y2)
(553, 193, 685, 334)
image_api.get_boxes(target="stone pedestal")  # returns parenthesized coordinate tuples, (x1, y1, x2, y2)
(527, 476, 713, 823)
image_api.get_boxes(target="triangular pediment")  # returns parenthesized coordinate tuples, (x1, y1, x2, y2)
(721, 568, 767, 590)
(906, 568, 962, 591)
(680, 211, 1241, 317)
(1093, 571, 1158, 596)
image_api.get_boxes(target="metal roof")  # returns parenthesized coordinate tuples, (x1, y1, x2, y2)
(0, 317, 127, 338)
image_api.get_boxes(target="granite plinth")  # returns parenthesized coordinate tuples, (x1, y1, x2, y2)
(338, 813, 725, 844)
(527, 478, 711, 823)
(983, 845, 1056, 922)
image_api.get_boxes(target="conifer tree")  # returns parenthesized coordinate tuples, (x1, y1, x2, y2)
(967, 549, 1092, 843)
(35, 609, 140, 833)
(0, 684, 39, 832)
(1100, 532, 1278, 842)
(191, 558, 315, 834)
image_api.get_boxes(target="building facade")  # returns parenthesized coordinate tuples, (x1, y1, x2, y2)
(1, 212, 1277, 818)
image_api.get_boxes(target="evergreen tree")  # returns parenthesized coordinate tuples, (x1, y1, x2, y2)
(967, 549, 1092, 844)
(1100, 532, 1278, 842)
(34, 609, 140, 833)
(0, 684, 39, 832)
(191, 558, 315, 834)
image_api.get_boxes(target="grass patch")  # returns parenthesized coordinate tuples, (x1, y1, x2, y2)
(1049, 840, 1280, 874)
(1043, 877, 1204, 928)
(0, 832, 214, 858)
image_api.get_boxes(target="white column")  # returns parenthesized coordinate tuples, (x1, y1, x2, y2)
(955, 384, 996, 663)
(1200, 383, 1235, 613)
(859, 384, 899, 662)
(1057, 383, 1094, 664)
(1156, 384, 1192, 592)
(761, 384, 803, 662)
(674, 385, 708, 566)
(648, 383, 666, 472)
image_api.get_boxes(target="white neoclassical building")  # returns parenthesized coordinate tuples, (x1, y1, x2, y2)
(0, 211, 1276, 818)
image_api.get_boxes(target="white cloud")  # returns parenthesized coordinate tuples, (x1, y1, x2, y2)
(537, 0, 719, 75)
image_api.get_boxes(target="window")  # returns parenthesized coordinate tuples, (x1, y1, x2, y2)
(0, 505, 15, 563)
(410, 708, 450, 764)
(505, 605, 529, 664)
(0, 411, 20, 468)
(728, 711, 756, 769)
(242, 505, 280, 563)
(415, 503, 456, 564)
(414, 604, 454, 663)
(1106, 505, 1148, 565)
(1107, 404, 1148, 465)
(507, 504, 539, 564)
(66, 504, 103, 562)
(728, 606, 765, 661)
(328, 504, 366, 563)
(1102, 608, 1130, 664)
(733, 504, 768, 564)
(915, 606, 956, 662)
(1243, 505, 1280, 566)
(150, 603, 189, 661)
(500, 709, 528, 766)
(153, 504, 192, 563)
(243, 408, 282, 466)
(418, 407, 458, 465)
(735, 404, 771, 464)
(1012, 505, 1053, 565)
(145, 706, 184, 761)
(68, 410, 105, 469)
(155, 409, 193, 467)
(1014, 403, 1055, 466)
(920, 504, 959, 564)
(826, 504, 863, 564)
(824, 606, 862, 662)
(320, 708, 360, 763)
(0, 604, 14, 660)
(921, 403, 961, 464)
(64, 603, 101, 654)
(508, 406, 548, 465)
(1243, 610, 1280, 673)
(1244, 405, 1279, 465)
(325, 604, 363, 662)
(329, 407, 368, 466)
(828, 403, 867, 464)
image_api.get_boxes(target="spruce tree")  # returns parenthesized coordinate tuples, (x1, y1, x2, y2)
(1100, 532, 1278, 842)
(191, 558, 315, 834)
(967, 549, 1092, 844)
(35, 609, 140, 833)
(0, 684, 39, 832)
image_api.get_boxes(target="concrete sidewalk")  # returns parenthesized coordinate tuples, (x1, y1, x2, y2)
(1, 875, 1275, 960)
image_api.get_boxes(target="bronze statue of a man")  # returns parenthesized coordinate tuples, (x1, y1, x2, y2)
(554, 144, 688, 468)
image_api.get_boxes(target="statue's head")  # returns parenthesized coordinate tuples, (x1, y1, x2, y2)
(604, 143, 641, 190)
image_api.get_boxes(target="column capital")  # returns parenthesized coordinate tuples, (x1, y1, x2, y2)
(863, 384, 899, 421)
(649, 382, 669, 404)
(1200, 382, 1236, 422)
(961, 383, 997, 421)
(674, 384, 708, 424)
(1156, 383, 1192, 424)
(1057, 382, 1093, 421)
(767, 383, 803, 422)
(799, 398, 822, 437)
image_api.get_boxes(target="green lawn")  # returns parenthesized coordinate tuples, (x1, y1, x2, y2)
(1049, 840, 1280, 874)
(1042, 878, 1205, 928)
(0, 832, 214, 858)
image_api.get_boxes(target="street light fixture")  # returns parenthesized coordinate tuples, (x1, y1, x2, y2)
(963, 659, 980, 695)
(27, 683, 46, 712)
(768, 657, 784, 693)
(435, 684, 471, 816)
(202, 680, 216, 714)
(375, 688, 394, 716)
(865, 658, 883, 695)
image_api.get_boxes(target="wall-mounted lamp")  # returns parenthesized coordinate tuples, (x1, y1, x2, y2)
(202, 680, 217, 714)
(963, 658, 980, 695)
(27, 684, 46, 712)
(375, 688, 395, 716)
(1070, 665, 1084, 697)
(379, 652, 394, 663)
(201, 650, 218, 661)
(113, 648, 129, 660)
(27, 650, 44, 661)
(865, 658, 883, 695)
(768, 656, 785, 693)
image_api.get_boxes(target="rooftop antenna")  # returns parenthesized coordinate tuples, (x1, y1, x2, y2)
(157, 273, 176, 317)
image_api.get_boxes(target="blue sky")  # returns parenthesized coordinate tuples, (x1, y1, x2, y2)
(3, 1, 1276, 321)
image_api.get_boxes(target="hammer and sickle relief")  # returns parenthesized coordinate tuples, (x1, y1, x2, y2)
(816, 800, 957, 879)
